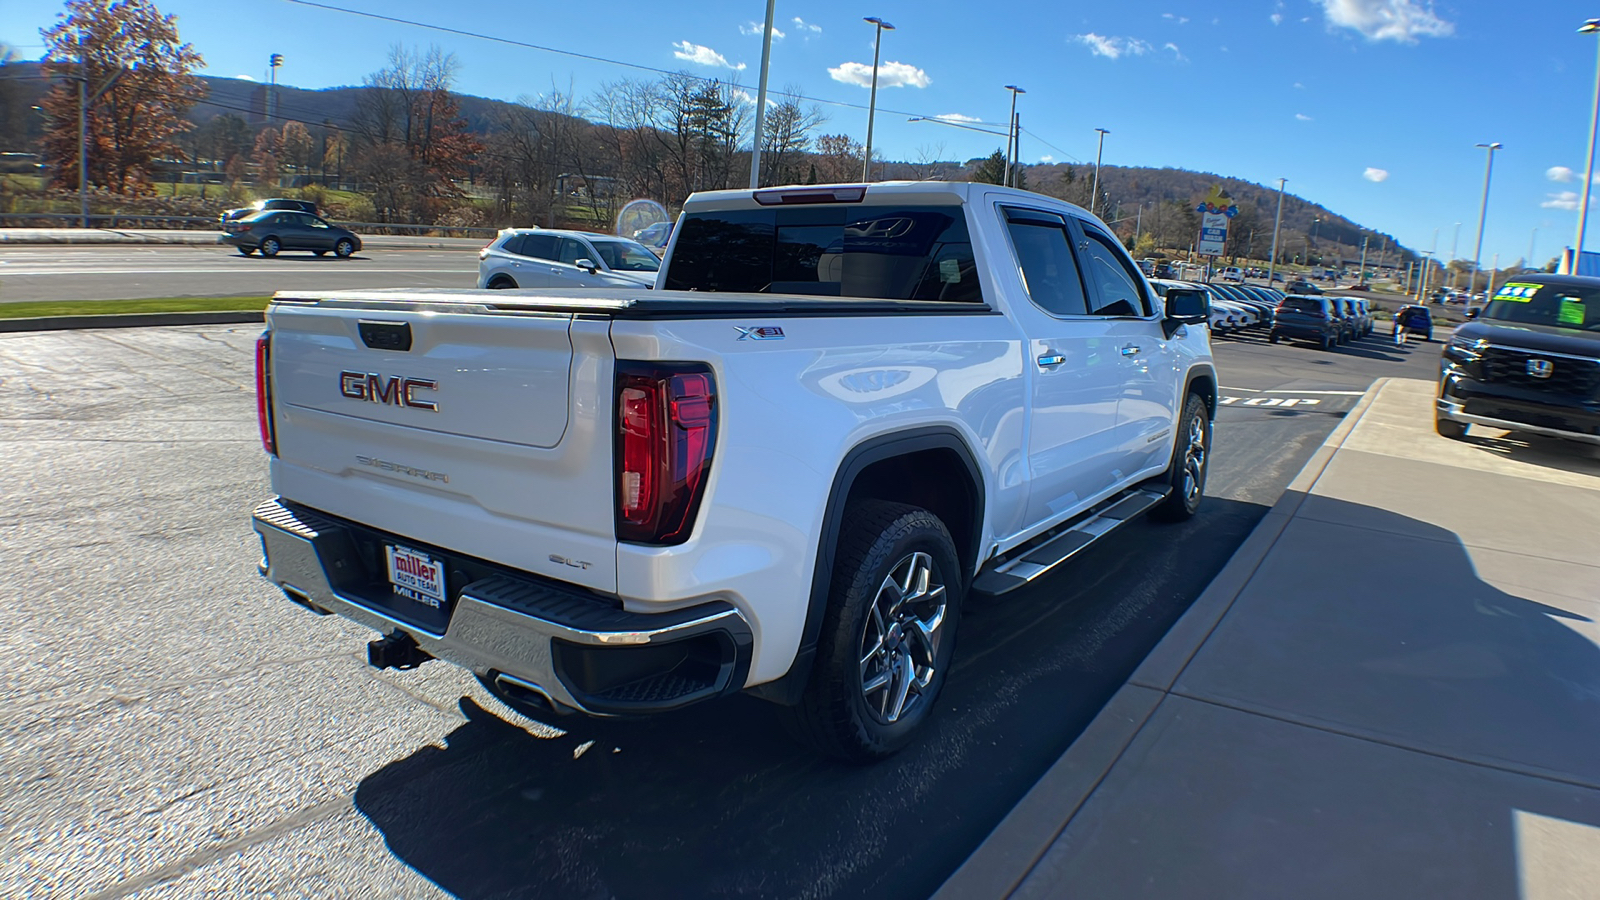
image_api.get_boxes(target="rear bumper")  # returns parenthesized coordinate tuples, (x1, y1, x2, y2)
(252, 498, 753, 716)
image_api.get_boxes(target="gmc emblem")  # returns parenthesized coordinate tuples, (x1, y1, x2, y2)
(340, 371, 439, 411)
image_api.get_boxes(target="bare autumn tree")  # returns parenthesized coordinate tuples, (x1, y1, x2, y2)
(38, 0, 205, 194)
(279, 120, 314, 180)
(759, 85, 825, 187)
(812, 133, 863, 184)
(351, 44, 483, 222)
(251, 125, 280, 189)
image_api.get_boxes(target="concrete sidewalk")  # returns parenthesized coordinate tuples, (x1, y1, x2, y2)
(938, 377, 1600, 899)
(0, 228, 488, 250)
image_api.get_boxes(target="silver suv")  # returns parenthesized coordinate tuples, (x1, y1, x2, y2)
(478, 228, 660, 290)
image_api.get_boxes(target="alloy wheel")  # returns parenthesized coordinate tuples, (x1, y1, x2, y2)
(859, 551, 947, 725)
(1182, 412, 1207, 504)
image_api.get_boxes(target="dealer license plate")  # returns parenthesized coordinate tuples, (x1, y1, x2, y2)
(386, 544, 446, 609)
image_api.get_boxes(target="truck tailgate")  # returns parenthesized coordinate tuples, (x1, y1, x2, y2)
(266, 302, 618, 593)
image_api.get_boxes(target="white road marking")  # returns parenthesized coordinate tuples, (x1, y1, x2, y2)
(1263, 389, 1364, 395)
(1220, 385, 1262, 392)
(1219, 396, 1322, 407)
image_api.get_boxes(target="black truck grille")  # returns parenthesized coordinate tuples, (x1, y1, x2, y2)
(1482, 347, 1600, 396)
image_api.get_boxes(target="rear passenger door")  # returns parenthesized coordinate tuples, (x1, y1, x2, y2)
(510, 233, 558, 287)
(998, 206, 1125, 527)
(1072, 219, 1180, 477)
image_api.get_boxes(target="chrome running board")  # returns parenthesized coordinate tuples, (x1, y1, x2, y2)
(972, 487, 1169, 595)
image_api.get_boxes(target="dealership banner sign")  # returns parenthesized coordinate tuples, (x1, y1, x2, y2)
(1195, 186, 1239, 257)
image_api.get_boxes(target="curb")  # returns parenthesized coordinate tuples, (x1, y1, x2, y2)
(930, 378, 1392, 900)
(0, 311, 265, 333)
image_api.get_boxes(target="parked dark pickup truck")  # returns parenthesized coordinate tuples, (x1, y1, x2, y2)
(1438, 274, 1600, 444)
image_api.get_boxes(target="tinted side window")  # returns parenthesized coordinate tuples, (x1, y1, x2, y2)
(519, 234, 559, 260)
(1002, 208, 1089, 317)
(558, 238, 588, 265)
(1078, 228, 1149, 316)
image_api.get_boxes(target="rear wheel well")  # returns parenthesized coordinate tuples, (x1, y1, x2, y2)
(487, 274, 517, 289)
(845, 448, 980, 579)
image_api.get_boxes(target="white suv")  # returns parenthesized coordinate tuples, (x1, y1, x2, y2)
(478, 228, 660, 290)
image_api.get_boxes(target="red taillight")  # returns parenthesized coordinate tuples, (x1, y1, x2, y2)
(255, 333, 276, 455)
(615, 363, 717, 545)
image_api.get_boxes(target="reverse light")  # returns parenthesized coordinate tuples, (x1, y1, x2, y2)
(615, 362, 718, 545)
(255, 333, 276, 455)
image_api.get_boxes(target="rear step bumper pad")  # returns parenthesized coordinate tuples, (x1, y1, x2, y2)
(251, 498, 752, 716)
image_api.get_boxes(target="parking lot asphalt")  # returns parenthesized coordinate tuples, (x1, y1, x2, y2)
(0, 244, 481, 303)
(0, 322, 1444, 899)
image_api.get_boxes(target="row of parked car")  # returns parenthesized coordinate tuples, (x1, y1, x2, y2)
(1150, 279, 1385, 351)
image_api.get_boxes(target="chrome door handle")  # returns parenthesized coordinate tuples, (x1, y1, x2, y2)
(1121, 345, 1141, 357)
(1037, 354, 1066, 368)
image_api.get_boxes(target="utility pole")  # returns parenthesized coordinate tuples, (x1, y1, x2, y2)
(1003, 85, 1025, 187)
(72, 51, 124, 229)
(1358, 235, 1369, 283)
(1090, 128, 1109, 215)
(1447, 221, 1462, 289)
(748, 0, 776, 188)
(1011, 112, 1021, 187)
(1267, 178, 1286, 285)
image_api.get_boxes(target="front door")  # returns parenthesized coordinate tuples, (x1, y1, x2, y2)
(548, 237, 611, 288)
(999, 206, 1125, 527)
(1074, 222, 1179, 476)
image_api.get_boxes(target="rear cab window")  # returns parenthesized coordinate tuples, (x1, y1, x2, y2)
(664, 202, 981, 301)
(1281, 297, 1327, 316)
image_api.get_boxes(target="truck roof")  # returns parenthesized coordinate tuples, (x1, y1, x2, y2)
(680, 181, 1094, 219)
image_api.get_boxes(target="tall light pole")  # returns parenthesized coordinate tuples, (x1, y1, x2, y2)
(1090, 128, 1109, 215)
(748, 0, 777, 188)
(1002, 85, 1024, 186)
(861, 17, 894, 182)
(268, 53, 283, 123)
(1575, 19, 1600, 269)
(1267, 177, 1287, 285)
(1471, 142, 1502, 296)
(70, 43, 123, 229)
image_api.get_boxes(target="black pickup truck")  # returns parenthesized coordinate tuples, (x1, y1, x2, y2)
(1438, 274, 1600, 444)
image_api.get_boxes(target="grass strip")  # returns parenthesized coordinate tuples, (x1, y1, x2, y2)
(0, 296, 271, 319)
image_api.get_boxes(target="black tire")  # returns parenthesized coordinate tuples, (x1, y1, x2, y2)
(259, 237, 281, 257)
(1268, 331, 1280, 344)
(313, 249, 327, 257)
(781, 499, 963, 762)
(487, 276, 518, 289)
(1320, 335, 1334, 351)
(1435, 415, 1468, 440)
(334, 238, 355, 258)
(237, 246, 254, 256)
(1152, 393, 1210, 523)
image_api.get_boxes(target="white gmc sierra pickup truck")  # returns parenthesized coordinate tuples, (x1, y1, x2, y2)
(251, 182, 1216, 760)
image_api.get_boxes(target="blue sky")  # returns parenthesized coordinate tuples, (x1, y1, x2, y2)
(2, 1, 1596, 265)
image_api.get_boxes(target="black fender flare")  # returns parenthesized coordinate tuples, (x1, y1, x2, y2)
(748, 425, 986, 706)
(1183, 363, 1219, 418)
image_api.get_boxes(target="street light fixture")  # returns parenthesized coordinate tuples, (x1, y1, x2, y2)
(1090, 128, 1109, 215)
(1574, 19, 1600, 271)
(1003, 85, 1024, 187)
(861, 17, 894, 182)
(1471, 142, 1502, 297)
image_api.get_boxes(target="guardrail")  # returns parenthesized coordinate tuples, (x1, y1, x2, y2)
(0, 213, 500, 238)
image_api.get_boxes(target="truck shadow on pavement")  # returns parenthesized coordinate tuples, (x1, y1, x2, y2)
(1455, 430, 1600, 479)
(350, 497, 1280, 900)
(1104, 494, 1600, 899)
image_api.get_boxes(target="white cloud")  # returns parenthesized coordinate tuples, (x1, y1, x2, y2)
(1164, 42, 1186, 61)
(1543, 191, 1581, 210)
(1073, 33, 1153, 59)
(740, 22, 784, 39)
(1271, 13, 1283, 24)
(792, 17, 822, 34)
(1162, 12, 1189, 23)
(827, 60, 930, 89)
(1295, 113, 1313, 121)
(934, 113, 982, 123)
(1548, 166, 1576, 183)
(1363, 167, 1390, 182)
(672, 40, 745, 70)
(1293, 81, 1305, 88)
(1039, 155, 1055, 163)
(1319, 0, 1454, 43)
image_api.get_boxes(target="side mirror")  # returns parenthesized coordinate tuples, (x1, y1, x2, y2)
(1464, 307, 1480, 320)
(575, 258, 599, 274)
(1163, 288, 1208, 338)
